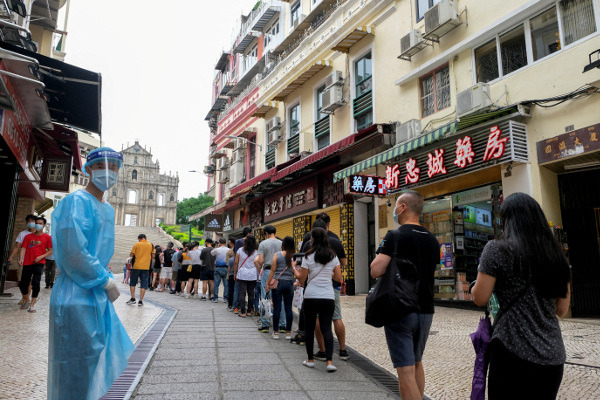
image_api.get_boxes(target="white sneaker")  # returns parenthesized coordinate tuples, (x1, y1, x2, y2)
(285, 332, 292, 340)
(185, 293, 191, 299)
(326, 364, 337, 373)
(272, 332, 279, 339)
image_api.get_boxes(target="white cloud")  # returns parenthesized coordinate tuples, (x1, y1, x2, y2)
(65, 0, 259, 200)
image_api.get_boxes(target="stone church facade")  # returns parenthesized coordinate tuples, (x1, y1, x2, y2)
(107, 141, 179, 227)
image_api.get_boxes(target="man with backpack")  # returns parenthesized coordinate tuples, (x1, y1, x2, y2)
(370, 190, 439, 400)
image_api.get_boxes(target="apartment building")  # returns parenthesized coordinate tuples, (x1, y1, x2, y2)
(205, 0, 600, 314)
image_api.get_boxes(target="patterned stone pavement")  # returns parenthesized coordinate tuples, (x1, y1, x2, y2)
(340, 295, 600, 400)
(0, 280, 162, 400)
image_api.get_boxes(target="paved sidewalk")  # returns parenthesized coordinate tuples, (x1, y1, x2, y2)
(0, 282, 162, 400)
(130, 285, 398, 400)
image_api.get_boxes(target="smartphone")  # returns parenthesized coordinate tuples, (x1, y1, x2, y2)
(293, 252, 306, 266)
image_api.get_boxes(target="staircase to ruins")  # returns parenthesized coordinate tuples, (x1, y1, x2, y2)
(110, 225, 174, 269)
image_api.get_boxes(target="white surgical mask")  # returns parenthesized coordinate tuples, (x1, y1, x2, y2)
(35, 224, 44, 231)
(91, 169, 119, 192)
(27, 222, 35, 229)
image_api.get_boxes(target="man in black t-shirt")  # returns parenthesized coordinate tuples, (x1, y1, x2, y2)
(371, 190, 439, 400)
(160, 242, 176, 291)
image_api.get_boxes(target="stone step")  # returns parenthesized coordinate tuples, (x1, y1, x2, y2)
(110, 225, 174, 268)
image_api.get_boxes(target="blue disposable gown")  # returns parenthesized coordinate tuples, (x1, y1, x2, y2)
(48, 190, 134, 400)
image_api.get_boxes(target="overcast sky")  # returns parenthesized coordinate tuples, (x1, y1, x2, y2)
(64, 0, 258, 200)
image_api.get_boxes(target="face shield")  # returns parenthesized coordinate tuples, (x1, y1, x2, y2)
(83, 147, 123, 192)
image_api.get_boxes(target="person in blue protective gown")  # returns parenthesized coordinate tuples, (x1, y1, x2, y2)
(48, 147, 135, 400)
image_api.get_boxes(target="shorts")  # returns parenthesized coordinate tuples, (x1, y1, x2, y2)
(160, 267, 173, 280)
(153, 267, 162, 274)
(130, 269, 149, 290)
(384, 313, 433, 368)
(200, 268, 214, 281)
(178, 265, 189, 281)
(333, 289, 342, 320)
(189, 265, 201, 280)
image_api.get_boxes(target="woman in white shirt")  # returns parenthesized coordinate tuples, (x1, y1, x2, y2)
(294, 227, 343, 372)
(234, 235, 259, 317)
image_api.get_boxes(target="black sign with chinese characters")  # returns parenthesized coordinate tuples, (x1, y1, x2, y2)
(384, 120, 529, 192)
(263, 178, 318, 223)
(348, 175, 387, 196)
(39, 156, 72, 192)
(536, 123, 600, 164)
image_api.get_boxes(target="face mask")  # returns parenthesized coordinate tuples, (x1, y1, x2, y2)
(91, 169, 119, 192)
(35, 224, 44, 231)
(27, 222, 35, 229)
(393, 206, 403, 224)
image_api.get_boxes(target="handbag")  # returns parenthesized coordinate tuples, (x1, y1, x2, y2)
(269, 263, 288, 290)
(365, 230, 420, 328)
(293, 284, 304, 309)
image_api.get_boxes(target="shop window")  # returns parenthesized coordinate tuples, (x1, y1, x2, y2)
(420, 64, 450, 118)
(354, 52, 373, 131)
(170, 193, 175, 202)
(132, 169, 137, 180)
(500, 26, 527, 76)
(157, 193, 165, 206)
(475, 39, 499, 83)
(416, 0, 442, 21)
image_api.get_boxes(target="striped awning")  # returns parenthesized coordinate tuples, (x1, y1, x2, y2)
(333, 121, 457, 183)
(252, 101, 279, 118)
(272, 60, 331, 101)
(332, 26, 374, 53)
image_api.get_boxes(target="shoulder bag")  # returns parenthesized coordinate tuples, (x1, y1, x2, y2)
(269, 253, 288, 290)
(365, 230, 421, 328)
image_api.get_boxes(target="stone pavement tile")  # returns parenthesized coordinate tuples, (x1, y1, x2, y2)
(218, 354, 281, 364)
(221, 379, 301, 391)
(153, 349, 216, 360)
(135, 394, 219, 400)
(222, 390, 309, 400)
(299, 380, 391, 392)
(218, 363, 284, 373)
(218, 345, 273, 353)
(150, 358, 218, 367)
(307, 391, 397, 400)
(136, 382, 219, 395)
(142, 372, 219, 384)
(220, 370, 293, 381)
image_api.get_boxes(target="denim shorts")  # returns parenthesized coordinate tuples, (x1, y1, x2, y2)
(130, 269, 149, 289)
(384, 313, 433, 368)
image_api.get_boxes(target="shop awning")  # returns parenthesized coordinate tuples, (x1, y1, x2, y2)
(229, 167, 276, 196)
(272, 60, 331, 101)
(220, 82, 235, 95)
(331, 26, 374, 53)
(215, 51, 230, 71)
(252, 101, 279, 118)
(34, 124, 83, 170)
(0, 42, 102, 134)
(457, 105, 522, 131)
(333, 121, 457, 183)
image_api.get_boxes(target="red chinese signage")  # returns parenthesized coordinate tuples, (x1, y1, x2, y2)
(385, 124, 518, 191)
(0, 61, 31, 170)
(349, 175, 387, 196)
(263, 178, 318, 223)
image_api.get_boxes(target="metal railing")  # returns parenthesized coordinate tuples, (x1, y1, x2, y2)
(217, 74, 262, 122)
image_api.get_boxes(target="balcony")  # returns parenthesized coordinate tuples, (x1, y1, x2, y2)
(215, 51, 230, 71)
(233, 31, 260, 54)
(227, 53, 269, 98)
(250, 0, 281, 32)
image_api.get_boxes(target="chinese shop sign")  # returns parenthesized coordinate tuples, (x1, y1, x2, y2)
(384, 121, 528, 192)
(263, 178, 318, 223)
(348, 175, 387, 196)
(536, 123, 600, 164)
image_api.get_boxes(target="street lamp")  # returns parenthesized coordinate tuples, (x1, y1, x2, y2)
(224, 135, 263, 152)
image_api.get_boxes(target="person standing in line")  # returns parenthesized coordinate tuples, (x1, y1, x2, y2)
(159, 242, 175, 292)
(8, 214, 37, 304)
(211, 238, 229, 302)
(178, 244, 191, 296)
(266, 236, 296, 340)
(232, 228, 251, 312)
(150, 245, 163, 290)
(234, 235, 259, 317)
(44, 245, 57, 289)
(370, 190, 439, 400)
(200, 238, 215, 300)
(294, 227, 342, 372)
(186, 241, 202, 299)
(169, 246, 181, 294)
(128, 234, 155, 306)
(254, 225, 283, 333)
(472, 193, 571, 400)
(48, 147, 133, 400)
(226, 239, 237, 311)
(171, 243, 186, 295)
(18, 217, 53, 312)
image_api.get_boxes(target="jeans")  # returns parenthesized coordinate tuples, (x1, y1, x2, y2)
(213, 267, 228, 300)
(237, 280, 256, 314)
(272, 279, 294, 332)
(260, 269, 286, 328)
(20, 264, 43, 298)
(254, 279, 261, 312)
(227, 275, 237, 307)
(44, 259, 56, 287)
(303, 298, 335, 361)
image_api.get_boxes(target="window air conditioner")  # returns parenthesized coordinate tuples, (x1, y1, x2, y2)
(424, 0, 458, 36)
(218, 169, 229, 183)
(324, 71, 343, 90)
(232, 147, 245, 163)
(400, 30, 424, 56)
(203, 165, 216, 175)
(267, 129, 282, 146)
(321, 86, 344, 113)
(217, 156, 229, 170)
(456, 83, 491, 118)
(396, 120, 422, 144)
(228, 160, 245, 188)
(266, 116, 281, 132)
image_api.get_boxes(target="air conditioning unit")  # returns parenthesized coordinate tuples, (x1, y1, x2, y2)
(424, 0, 458, 36)
(218, 169, 229, 183)
(324, 71, 343, 89)
(456, 83, 491, 118)
(232, 147, 245, 163)
(396, 119, 422, 144)
(292, 14, 306, 31)
(321, 86, 344, 113)
(268, 129, 282, 146)
(400, 30, 424, 55)
(228, 160, 246, 188)
(217, 156, 229, 170)
(203, 165, 216, 175)
(266, 116, 281, 132)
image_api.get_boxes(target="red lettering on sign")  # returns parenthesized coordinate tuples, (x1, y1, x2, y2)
(483, 126, 508, 162)
(385, 164, 400, 189)
(426, 148, 447, 178)
(405, 158, 420, 184)
(454, 136, 475, 168)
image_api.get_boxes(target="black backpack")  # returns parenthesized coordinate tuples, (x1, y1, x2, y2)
(365, 230, 420, 328)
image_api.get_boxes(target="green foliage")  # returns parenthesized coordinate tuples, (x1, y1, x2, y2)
(160, 223, 206, 245)
(176, 194, 214, 229)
